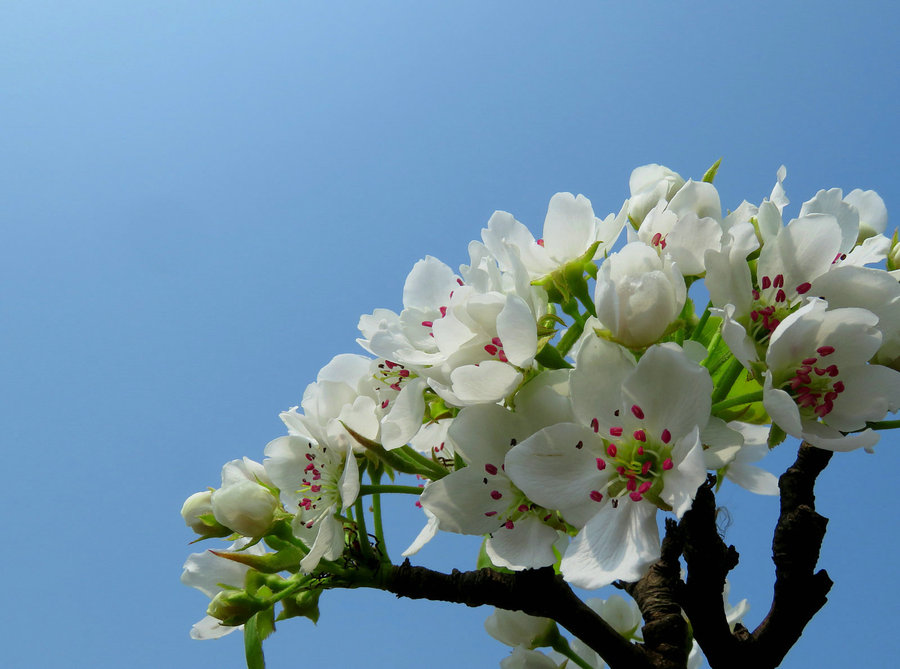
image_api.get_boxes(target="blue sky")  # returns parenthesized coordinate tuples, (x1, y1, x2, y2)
(1, 2, 897, 667)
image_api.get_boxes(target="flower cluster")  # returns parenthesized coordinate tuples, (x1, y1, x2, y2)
(180, 162, 899, 666)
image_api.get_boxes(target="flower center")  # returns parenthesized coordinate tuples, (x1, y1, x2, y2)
(297, 442, 341, 529)
(780, 345, 845, 419)
(590, 404, 674, 505)
(747, 273, 812, 343)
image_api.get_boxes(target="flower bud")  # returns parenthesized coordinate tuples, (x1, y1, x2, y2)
(181, 491, 230, 537)
(593, 242, 686, 348)
(889, 237, 900, 272)
(206, 589, 264, 627)
(211, 480, 277, 537)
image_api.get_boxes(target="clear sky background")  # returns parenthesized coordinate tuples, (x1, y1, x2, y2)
(1, 2, 897, 668)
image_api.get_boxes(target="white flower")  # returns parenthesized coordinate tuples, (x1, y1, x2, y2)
(763, 299, 900, 451)
(482, 192, 625, 279)
(626, 164, 686, 225)
(800, 187, 889, 253)
(810, 265, 900, 371)
(594, 242, 686, 348)
(181, 490, 216, 535)
(418, 371, 573, 569)
(704, 422, 778, 495)
(506, 340, 712, 588)
(263, 435, 359, 571)
(209, 458, 277, 538)
(630, 179, 724, 276)
(708, 213, 844, 368)
(181, 538, 266, 640)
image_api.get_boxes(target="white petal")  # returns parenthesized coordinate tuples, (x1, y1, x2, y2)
(659, 427, 706, 518)
(381, 378, 427, 449)
(419, 466, 514, 535)
(497, 295, 538, 366)
(190, 615, 241, 640)
(726, 463, 779, 495)
(542, 192, 597, 262)
(403, 256, 458, 311)
(447, 361, 522, 404)
(401, 508, 440, 557)
(486, 516, 560, 570)
(561, 501, 660, 589)
(505, 423, 608, 528)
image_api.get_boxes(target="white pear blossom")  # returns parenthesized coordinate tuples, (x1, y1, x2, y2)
(763, 299, 900, 451)
(209, 458, 277, 538)
(482, 192, 625, 279)
(263, 434, 359, 572)
(629, 179, 725, 276)
(704, 422, 778, 495)
(500, 647, 561, 669)
(506, 339, 711, 588)
(626, 164, 686, 225)
(418, 371, 573, 569)
(594, 242, 686, 348)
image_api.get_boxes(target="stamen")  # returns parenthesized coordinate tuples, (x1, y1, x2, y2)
(575, 440, 584, 449)
(504, 520, 514, 530)
(591, 418, 600, 433)
(817, 345, 835, 356)
(589, 490, 603, 502)
(484, 463, 498, 475)
(796, 282, 811, 294)
(661, 429, 671, 443)
(607, 444, 617, 457)
(609, 426, 623, 437)
(490, 490, 502, 500)
(631, 404, 645, 419)
(596, 458, 606, 470)
(633, 430, 646, 442)
(662, 458, 674, 470)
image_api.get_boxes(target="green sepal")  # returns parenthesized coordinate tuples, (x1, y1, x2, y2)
(211, 543, 306, 574)
(476, 538, 514, 574)
(244, 608, 275, 669)
(208, 589, 267, 627)
(532, 241, 601, 315)
(767, 423, 787, 449)
(702, 158, 722, 183)
(887, 229, 899, 271)
(277, 589, 322, 624)
(535, 343, 573, 369)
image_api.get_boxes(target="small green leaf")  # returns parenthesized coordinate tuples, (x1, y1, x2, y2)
(702, 158, 722, 183)
(535, 344, 573, 370)
(244, 609, 275, 669)
(767, 423, 787, 449)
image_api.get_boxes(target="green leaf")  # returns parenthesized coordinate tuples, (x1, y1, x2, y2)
(212, 543, 306, 574)
(702, 158, 722, 183)
(476, 538, 514, 573)
(534, 343, 573, 369)
(767, 423, 787, 449)
(244, 609, 275, 669)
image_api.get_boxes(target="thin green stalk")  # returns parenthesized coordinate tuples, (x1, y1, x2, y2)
(862, 419, 900, 431)
(353, 498, 375, 562)
(551, 636, 595, 669)
(710, 357, 747, 405)
(371, 491, 389, 563)
(690, 300, 713, 342)
(359, 484, 425, 496)
(711, 390, 764, 414)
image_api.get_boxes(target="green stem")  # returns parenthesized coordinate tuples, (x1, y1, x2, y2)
(862, 419, 900, 431)
(711, 390, 764, 414)
(551, 636, 595, 669)
(372, 492, 389, 563)
(353, 498, 375, 562)
(710, 357, 747, 405)
(397, 445, 449, 480)
(359, 484, 425, 496)
(557, 301, 587, 358)
(690, 300, 713, 342)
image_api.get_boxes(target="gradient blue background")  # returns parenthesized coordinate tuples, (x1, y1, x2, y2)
(1, 2, 897, 667)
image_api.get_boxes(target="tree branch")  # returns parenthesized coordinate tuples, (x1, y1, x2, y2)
(368, 561, 653, 669)
(749, 442, 833, 665)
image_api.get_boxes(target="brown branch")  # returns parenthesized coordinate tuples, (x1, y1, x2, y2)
(368, 560, 653, 669)
(621, 518, 692, 669)
(672, 443, 833, 668)
(749, 442, 833, 665)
